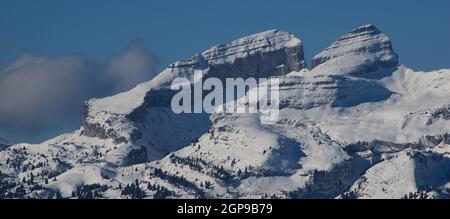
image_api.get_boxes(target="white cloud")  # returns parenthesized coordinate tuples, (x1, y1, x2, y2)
(102, 39, 159, 93)
(0, 40, 159, 143)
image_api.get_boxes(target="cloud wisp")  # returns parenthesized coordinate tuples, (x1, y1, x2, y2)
(0, 40, 159, 143)
(102, 39, 159, 93)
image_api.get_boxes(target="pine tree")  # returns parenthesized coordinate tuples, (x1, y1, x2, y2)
(86, 190, 93, 199)
(55, 190, 63, 199)
(204, 181, 212, 189)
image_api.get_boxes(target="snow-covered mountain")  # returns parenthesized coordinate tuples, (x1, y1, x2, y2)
(1, 25, 449, 199)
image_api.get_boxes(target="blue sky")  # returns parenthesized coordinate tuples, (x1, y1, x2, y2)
(1, 0, 449, 71)
(0, 0, 449, 143)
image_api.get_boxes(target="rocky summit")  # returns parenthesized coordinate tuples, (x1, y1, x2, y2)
(0, 24, 449, 199)
(311, 24, 399, 76)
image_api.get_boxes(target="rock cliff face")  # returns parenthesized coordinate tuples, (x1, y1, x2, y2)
(202, 29, 306, 78)
(163, 29, 306, 82)
(278, 75, 392, 110)
(311, 24, 398, 76)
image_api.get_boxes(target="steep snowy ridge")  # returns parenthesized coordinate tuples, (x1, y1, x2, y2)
(0, 24, 449, 199)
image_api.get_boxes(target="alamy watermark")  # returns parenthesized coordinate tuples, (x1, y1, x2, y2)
(170, 70, 280, 124)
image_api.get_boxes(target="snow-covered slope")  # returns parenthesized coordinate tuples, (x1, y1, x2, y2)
(0, 25, 449, 199)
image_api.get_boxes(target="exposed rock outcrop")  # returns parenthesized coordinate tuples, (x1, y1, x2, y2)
(278, 75, 392, 110)
(202, 29, 306, 78)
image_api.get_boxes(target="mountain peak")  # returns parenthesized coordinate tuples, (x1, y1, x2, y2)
(311, 24, 398, 76)
(201, 29, 306, 73)
(348, 24, 380, 34)
(204, 29, 301, 55)
(164, 29, 306, 81)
